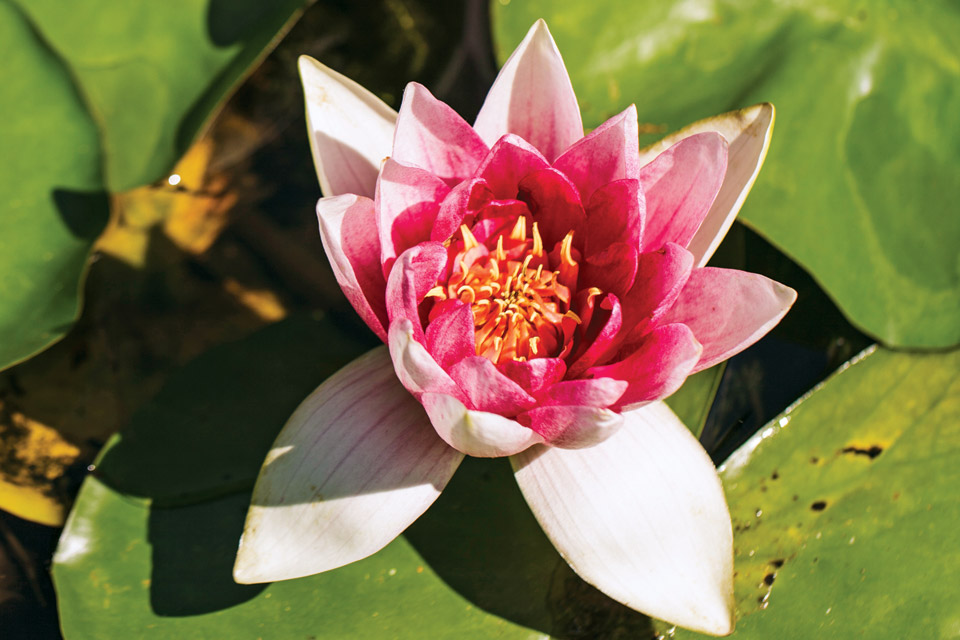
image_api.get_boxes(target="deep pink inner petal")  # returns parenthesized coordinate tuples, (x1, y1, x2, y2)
(588, 323, 702, 409)
(475, 134, 550, 199)
(553, 105, 640, 203)
(448, 356, 537, 415)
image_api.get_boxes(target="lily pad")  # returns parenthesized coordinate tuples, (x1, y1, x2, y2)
(13, 0, 308, 192)
(665, 346, 959, 637)
(493, 0, 960, 348)
(0, 1, 108, 371)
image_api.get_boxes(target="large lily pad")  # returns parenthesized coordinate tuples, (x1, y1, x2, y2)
(53, 311, 722, 638)
(0, 0, 108, 371)
(0, 0, 307, 372)
(665, 346, 959, 637)
(493, 1, 960, 348)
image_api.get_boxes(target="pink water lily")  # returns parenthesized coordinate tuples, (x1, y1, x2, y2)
(234, 20, 795, 636)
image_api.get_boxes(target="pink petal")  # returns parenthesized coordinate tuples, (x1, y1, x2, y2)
(425, 302, 476, 370)
(511, 402, 735, 635)
(640, 132, 728, 252)
(476, 134, 550, 199)
(581, 243, 639, 299)
(393, 83, 489, 183)
(432, 178, 494, 243)
(661, 267, 797, 372)
(553, 105, 640, 203)
(517, 405, 623, 449)
(316, 194, 388, 341)
(388, 319, 466, 401)
(567, 294, 623, 379)
(421, 392, 544, 457)
(536, 378, 628, 408)
(638, 104, 775, 266)
(233, 347, 463, 582)
(299, 56, 397, 199)
(448, 356, 537, 415)
(589, 323, 702, 409)
(497, 358, 567, 396)
(474, 20, 582, 162)
(620, 242, 694, 342)
(376, 159, 451, 271)
(517, 168, 586, 249)
(385, 243, 448, 343)
(583, 179, 644, 257)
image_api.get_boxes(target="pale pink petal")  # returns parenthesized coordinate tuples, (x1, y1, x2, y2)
(393, 83, 489, 183)
(589, 323, 702, 410)
(640, 133, 728, 252)
(474, 20, 582, 162)
(316, 194, 388, 341)
(517, 405, 623, 449)
(553, 105, 640, 203)
(421, 392, 544, 457)
(475, 134, 550, 199)
(448, 356, 537, 415)
(299, 56, 396, 199)
(620, 242, 694, 342)
(511, 402, 735, 635)
(661, 267, 797, 372)
(425, 303, 476, 370)
(638, 104, 775, 266)
(376, 160, 451, 270)
(233, 347, 463, 582)
(388, 319, 466, 401)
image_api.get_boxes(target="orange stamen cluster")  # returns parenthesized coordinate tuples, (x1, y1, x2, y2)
(427, 218, 582, 364)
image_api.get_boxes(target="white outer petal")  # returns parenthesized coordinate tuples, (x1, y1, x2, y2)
(422, 392, 544, 458)
(299, 55, 397, 198)
(638, 103, 775, 267)
(511, 401, 735, 636)
(234, 347, 462, 583)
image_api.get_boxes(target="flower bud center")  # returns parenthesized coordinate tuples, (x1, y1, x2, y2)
(427, 218, 582, 364)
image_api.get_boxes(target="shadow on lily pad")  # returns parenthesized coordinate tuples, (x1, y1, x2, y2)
(407, 457, 655, 639)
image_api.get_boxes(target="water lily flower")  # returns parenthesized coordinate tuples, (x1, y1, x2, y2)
(234, 20, 795, 636)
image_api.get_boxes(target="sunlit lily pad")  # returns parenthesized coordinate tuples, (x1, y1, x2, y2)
(493, 0, 960, 348)
(666, 346, 960, 637)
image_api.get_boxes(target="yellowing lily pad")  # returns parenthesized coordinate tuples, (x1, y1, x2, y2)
(493, 0, 960, 348)
(663, 346, 960, 637)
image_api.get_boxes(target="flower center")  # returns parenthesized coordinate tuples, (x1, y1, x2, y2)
(427, 218, 583, 364)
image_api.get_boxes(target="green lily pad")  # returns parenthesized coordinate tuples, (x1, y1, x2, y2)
(53, 310, 723, 637)
(493, 1, 960, 348)
(664, 346, 960, 637)
(13, 0, 308, 192)
(0, 1, 108, 371)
